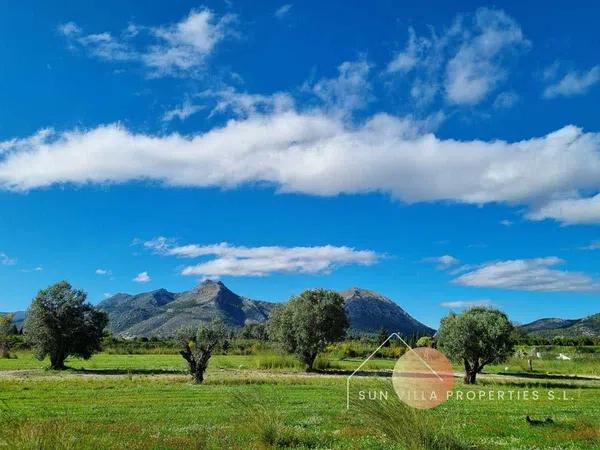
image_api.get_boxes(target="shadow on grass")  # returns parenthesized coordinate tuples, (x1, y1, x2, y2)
(312, 368, 393, 377)
(67, 367, 185, 375)
(494, 371, 599, 381)
(477, 378, 595, 389)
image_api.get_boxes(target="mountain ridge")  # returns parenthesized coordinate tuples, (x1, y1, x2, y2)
(519, 314, 600, 337)
(97, 280, 435, 338)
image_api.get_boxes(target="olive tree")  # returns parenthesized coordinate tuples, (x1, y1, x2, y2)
(23, 281, 108, 369)
(0, 313, 16, 358)
(179, 319, 228, 384)
(415, 336, 434, 348)
(437, 307, 514, 384)
(268, 289, 349, 371)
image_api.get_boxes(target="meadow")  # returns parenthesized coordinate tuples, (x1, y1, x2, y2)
(0, 347, 599, 449)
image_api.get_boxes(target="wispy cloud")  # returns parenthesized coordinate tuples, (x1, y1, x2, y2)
(579, 240, 600, 251)
(500, 219, 513, 226)
(133, 271, 151, 283)
(543, 65, 600, 99)
(306, 58, 372, 116)
(59, 8, 235, 77)
(440, 299, 495, 308)
(453, 257, 600, 292)
(162, 99, 203, 122)
(423, 255, 459, 270)
(143, 237, 380, 277)
(95, 268, 112, 276)
(0, 252, 16, 266)
(20, 266, 43, 273)
(274, 4, 293, 19)
(493, 91, 519, 109)
(387, 8, 528, 106)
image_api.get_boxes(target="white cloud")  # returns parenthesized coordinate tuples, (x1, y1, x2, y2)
(500, 219, 513, 226)
(544, 65, 600, 99)
(527, 194, 600, 225)
(207, 87, 294, 118)
(143, 238, 379, 277)
(445, 9, 527, 105)
(274, 4, 293, 19)
(0, 252, 16, 266)
(440, 299, 494, 308)
(0, 111, 600, 224)
(162, 99, 202, 122)
(308, 59, 372, 115)
(58, 21, 81, 36)
(580, 240, 600, 251)
(423, 255, 459, 270)
(20, 266, 43, 273)
(95, 268, 111, 275)
(103, 292, 113, 298)
(133, 271, 151, 283)
(60, 8, 235, 76)
(493, 91, 519, 109)
(387, 8, 527, 106)
(453, 257, 600, 292)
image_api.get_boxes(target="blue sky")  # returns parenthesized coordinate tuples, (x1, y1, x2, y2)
(1, 1, 599, 328)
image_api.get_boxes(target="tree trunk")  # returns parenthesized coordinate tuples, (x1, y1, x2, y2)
(463, 359, 478, 384)
(305, 352, 317, 372)
(192, 362, 207, 384)
(50, 352, 66, 370)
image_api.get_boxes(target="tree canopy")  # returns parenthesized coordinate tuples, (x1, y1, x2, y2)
(23, 281, 108, 369)
(0, 313, 16, 358)
(268, 289, 349, 370)
(437, 307, 514, 384)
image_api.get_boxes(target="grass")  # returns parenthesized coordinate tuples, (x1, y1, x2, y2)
(0, 351, 599, 449)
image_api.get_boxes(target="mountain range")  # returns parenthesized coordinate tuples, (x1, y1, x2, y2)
(518, 314, 600, 338)
(97, 280, 435, 338)
(7, 281, 599, 339)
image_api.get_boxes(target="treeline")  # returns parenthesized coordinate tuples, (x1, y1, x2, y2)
(514, 335, 600, 346)
(99, 327, 421, 359)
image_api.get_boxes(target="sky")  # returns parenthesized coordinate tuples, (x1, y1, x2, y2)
(1, 0, 599, 328)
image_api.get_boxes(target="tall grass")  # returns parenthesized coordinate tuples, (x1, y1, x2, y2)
(352, 382, 477, 450)
(232, 389, 333, 449)
(254, 352, 302, 370)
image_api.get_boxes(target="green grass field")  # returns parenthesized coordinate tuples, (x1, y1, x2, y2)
(0, 351, 599, 449)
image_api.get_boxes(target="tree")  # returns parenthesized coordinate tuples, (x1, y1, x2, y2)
(23, 281, 108, 369)
(377, 327, 390, 347)
(240, 322, 268, 341)
(437, 307, 514, 384)
(415, 336, 434, 348)
(0, 313, 16, 358)
(268, 289, 349, 371)
(179, 319, 228, 384)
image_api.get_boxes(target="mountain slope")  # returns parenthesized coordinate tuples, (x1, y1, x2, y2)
(99, 280, 274, 337)
(341, 287, 435, 336)
(99, 282, 435, 338)
(520, 314, 600, 337)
